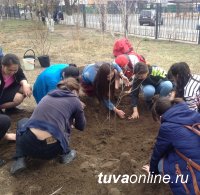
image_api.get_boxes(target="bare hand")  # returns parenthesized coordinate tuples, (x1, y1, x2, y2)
(80, 101, 86, 109)
(128, 111, 139, 119)
(122, 76, 130, 87)
(115, 108, 125, 119)
(142, 164, 150, 173)
(23, 84, 32, 97)
(124, 88, 132, 94)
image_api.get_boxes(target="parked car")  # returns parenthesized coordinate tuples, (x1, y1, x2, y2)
(139, 9, 163, 26)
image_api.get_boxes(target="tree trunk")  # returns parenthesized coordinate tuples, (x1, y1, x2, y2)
(64, 0, 78, 15)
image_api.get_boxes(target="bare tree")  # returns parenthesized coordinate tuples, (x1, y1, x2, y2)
(94, 0, 107, 34)
(64, 0, 78, 15)
(113, 0, 135, 38)
(28, 21, 51, 57)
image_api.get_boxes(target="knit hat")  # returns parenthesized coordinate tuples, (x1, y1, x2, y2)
(115, 54, 129, 68)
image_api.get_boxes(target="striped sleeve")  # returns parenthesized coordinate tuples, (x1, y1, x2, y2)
(184, 75, 200, 111)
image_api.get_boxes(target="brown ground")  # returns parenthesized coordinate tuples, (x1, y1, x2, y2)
(1, 19, 199, 195)
(1, 86, 171, 195)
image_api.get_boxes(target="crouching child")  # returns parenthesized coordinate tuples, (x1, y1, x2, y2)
(10, 77, 86, 175)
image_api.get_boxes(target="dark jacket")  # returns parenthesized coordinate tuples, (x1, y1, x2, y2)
(131, 65, 168, 107)
(0, 66, 27, 94)
(150, 102, 200, 195)
(19, 89, 86, 153)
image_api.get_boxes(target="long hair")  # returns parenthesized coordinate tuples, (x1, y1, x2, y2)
(93, 63, 115, 102)
(58, 77, 84, 96)
(152, 96, 184, 121)
(168, 62, 191, 97)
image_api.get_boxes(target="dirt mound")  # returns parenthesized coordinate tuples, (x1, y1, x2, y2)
(0, 92, 171, 195)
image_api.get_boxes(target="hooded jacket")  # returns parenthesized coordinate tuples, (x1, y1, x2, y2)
(19, 89, 86, 153)
(33, 64, 69, 104)
(150, 102, 200, 195)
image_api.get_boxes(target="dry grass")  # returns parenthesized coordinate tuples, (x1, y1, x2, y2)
(0, 19, 200, 73)
(1, 19, 199, 113)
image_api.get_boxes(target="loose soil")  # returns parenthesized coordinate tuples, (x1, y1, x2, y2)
(1, 19, 197, 195)
(0, 66, 171, 195)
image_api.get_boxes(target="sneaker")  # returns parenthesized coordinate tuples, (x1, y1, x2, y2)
(10, 157, 26, 175)
(5, 107, 23, 115)
(0, 159, 6, 167)
(60, 150, 76, 164)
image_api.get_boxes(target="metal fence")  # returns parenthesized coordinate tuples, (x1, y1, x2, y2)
(1, 3, 200, 44)
(63, 2, 200, 44)
(0, 5, 33, 20)
(0, 5, 21, 19)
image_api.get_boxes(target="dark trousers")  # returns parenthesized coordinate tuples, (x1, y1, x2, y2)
(0, 114, 11, 140)
(15, 118, 64, 160)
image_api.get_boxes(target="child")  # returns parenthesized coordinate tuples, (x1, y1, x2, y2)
(168, 62, 200, 112)
(143, 97, 200, 195)
(114, 53, 146, 79)
(10, 77, 86, 175)
(0, 54, 32, 113)
(81, 62, 128, 118)
(33, 64, 79, 103)
(129, 62, 173, 119)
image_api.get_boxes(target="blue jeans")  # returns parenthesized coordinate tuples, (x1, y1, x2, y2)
(142, 81, 173, 101)
(158, 158, 164, 174)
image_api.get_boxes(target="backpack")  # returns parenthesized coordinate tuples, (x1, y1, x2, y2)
(129, 51, 146, 64)
(175, 123, 200, 195)
(113, 38, 134, 57)
(125, 52, 146, 78)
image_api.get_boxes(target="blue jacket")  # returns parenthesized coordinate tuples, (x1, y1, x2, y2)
(33, 64, 68, 103)
(150, 102, 200, 195)
(82, 62, 122, 110)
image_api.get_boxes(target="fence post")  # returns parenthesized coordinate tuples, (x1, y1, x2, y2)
(155, 3, 159, 40)
(82, 4, 86, 28)
(198, 31, 200, 45)
(124, 0, 128, 38)
(101, 5, 106, 32)
(8, 6, 11, 18)
(24, 6, 26, 20)
(196, 25, 200, 44)
(13, 6, 16, 18)
(17, 6, 21, 19)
